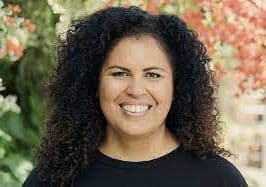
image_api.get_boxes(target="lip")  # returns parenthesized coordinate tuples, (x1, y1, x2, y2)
(117, 103, 152, 117)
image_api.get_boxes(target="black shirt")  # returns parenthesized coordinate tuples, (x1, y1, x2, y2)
(22, 146, 248, 187)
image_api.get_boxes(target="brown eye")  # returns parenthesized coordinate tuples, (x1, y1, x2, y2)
(146, 72, 162, 78)
(111, 72, 128, 77)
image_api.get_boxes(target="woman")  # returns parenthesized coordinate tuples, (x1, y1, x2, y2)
(23, 6, 248, 187)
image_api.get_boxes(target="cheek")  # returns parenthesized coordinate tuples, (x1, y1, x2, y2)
(152, 81, 173, 104)
(151, 82, 173, 120)
(99, 79, 124, 103)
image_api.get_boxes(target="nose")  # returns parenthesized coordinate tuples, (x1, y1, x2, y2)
(125, 77, 146, 97)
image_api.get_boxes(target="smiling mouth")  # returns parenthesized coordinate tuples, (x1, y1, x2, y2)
(117, 104, 152, 116)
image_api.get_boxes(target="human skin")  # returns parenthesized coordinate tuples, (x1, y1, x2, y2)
(98, 35, 179, 161)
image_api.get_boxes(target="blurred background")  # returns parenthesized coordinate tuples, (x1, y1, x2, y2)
(0, 0, 265, 186)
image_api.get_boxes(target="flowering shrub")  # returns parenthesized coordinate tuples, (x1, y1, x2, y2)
(0, 0, 36, 62)
(0, 1, 36, 185)
(182, 0, 266, 95)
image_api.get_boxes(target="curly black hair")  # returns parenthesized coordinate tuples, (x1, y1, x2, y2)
(34, 5, 232, 186)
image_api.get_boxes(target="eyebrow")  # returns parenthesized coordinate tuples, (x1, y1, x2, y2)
(106, 65, 166, 72)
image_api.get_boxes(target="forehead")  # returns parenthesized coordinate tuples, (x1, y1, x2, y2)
(103, 35, 172, 70)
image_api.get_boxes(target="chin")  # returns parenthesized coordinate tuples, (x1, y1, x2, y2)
(117, 122, 159, 137)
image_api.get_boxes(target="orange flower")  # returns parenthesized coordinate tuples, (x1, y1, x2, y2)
(4, 17, 15, 26)
(214, 63, 227, 82)
(146, 2, 158, 15)
(6, 39, 24, 60)
(7, 4, 22, 14)
(24, 19, 36, 32)
(104, 0, 114, 6)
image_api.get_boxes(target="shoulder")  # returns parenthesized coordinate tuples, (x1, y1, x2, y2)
(22, 168, 54, 187)
(166, 147, 249, 186)
(175, 149, 248, 186)
(201, 154, 248, 186)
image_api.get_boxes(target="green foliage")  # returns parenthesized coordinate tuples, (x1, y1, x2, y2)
(0, 0, 58, 186)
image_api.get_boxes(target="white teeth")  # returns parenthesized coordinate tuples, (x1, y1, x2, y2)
(120, 104, 149, 113)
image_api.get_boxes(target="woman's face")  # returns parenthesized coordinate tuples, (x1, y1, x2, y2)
(98, 35, 174, 137)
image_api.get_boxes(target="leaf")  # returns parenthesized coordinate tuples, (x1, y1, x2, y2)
(0, 112, 25, 141)
(0, 171, 20, 187)
(0, 1, 3, 9)
(1, 154, 33, 183)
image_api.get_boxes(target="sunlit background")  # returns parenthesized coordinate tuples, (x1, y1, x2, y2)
(0, 0, 265, 186)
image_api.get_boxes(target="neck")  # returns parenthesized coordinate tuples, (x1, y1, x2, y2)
(98, 124, 180, 161)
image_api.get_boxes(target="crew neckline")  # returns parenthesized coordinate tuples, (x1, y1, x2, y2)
(95, 145, 183, 169)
